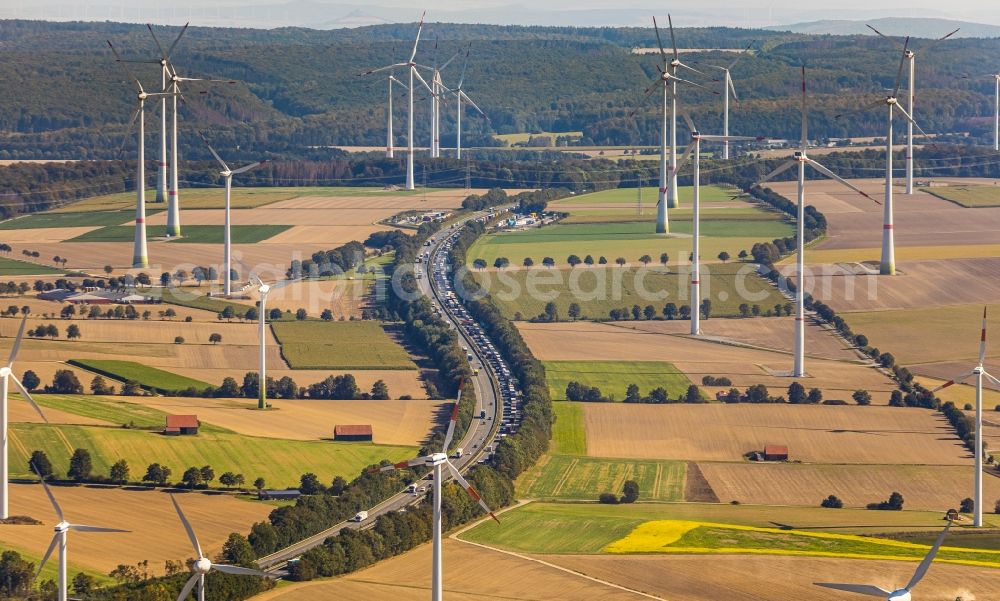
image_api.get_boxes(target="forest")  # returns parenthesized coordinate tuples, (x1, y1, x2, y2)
(2, 19, 1000, 160)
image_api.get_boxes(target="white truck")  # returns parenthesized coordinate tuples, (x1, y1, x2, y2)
(453, 447, 464, 459)
(352, 510, 368, 522)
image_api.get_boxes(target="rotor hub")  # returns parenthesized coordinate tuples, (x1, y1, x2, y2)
(887, 96, 897, 105)
(904, 50, 914, 58)
(193, 557, 212, 574)
(54, 521, 69, 533)
(0, 366, 11, 378)
(428, 452, 448, 465)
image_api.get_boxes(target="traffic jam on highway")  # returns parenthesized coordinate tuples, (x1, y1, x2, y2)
(422, 218, 524, 457)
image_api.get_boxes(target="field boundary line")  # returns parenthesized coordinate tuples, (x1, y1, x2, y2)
(551, 457, 578, 496)
(53, 427, 75, 455)
(653, 464, 663, 501)
(8, 428, 29, 458)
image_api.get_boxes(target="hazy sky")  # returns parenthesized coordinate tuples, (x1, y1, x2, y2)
(3, 0, 1000, 28)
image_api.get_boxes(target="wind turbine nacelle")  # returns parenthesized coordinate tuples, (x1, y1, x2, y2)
(193, 557, 212, 574)
(0, 366, 10, 377)
(888, 590, 911, 601)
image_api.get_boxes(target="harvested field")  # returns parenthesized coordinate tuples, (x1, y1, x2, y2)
(768, 179, 1000, 249)
(549, 185, 740, 206)
(579, 403, 967, 465)
(914, 376, 1000, 407)
(546, 554, 1000, 601)
(699, 462, 1000, 510)
(254, 538, 650, 601)
(144, 207, 399, 226)
(842, 303, 1000, 365)
(265, 188, 487, 210)
(0, 226, 100, 243)
(261, 224, 388, 245)
(517, 321, 895, 398)
(8, 394, 110, 426)
(223, 278, 370, 319)
(470, 263, 786, 319)
(0, 316, 264, 345)
(515, 455, 686, 501)
(50, 187, 300, 212)
(133, 396, 442, 445)
(0, 483, 271, 576)
(67, 224, 290, 244)
(789, 243, 1000, 264)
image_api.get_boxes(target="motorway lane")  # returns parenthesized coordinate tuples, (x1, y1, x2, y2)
(257, 210, 504, 571)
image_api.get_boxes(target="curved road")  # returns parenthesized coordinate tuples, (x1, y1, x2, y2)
(257, 209, 507, 572)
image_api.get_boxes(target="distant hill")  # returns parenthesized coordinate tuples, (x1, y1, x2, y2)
(768, 17, 1000, 39)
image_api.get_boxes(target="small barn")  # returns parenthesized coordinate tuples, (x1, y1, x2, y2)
(164, 415, 200, 436)
(258, 489, 302, 501)
(763, 445, 788, 461)
(334, 424, 373, 442)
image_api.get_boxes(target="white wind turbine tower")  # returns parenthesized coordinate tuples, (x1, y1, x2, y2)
(816, 514, 955, 600)
(866, 25, 959, 194)
(755, 66, 879, 377)
(171, 494, 274, 601)
(932, 307, 997, 528)
(706, 41, 754, 160)
(108, 40, 176, 269)
(362, 11, 432, 191)
(638, 16, 713, 234)
(198, 132, 267, 297)
(991, 73, 1000, 151)
(386, 70, 408, 158)
(840, 38, 931, 276)
(372, 383, 499, 601)
(1, 315, 48, 519)
(429, 47, 461, 158)
(149, 23, 190, 204)
(450, 45, 488, 160)
(673, 113, 767, 336)
(242, 276, 297, 409)
(35, 471, 129, 601)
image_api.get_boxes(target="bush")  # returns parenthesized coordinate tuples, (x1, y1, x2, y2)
(852, 390, 872, 405)
(867, 491, 904, 510)
(598, 492, 619, 504)
(821, 495, 843, 509)
(960, 497, 974, 514)
(621, 480, 639, 503)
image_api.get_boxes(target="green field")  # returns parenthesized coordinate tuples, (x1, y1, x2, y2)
(461, 502, 1000, 556)
(516, 455, 685, 501)
(67, 224, 291, 243)
(67, 359, 212, 393)
(551, 402, 586, 455)
(495, 131, 583, 145)
(151, 287, 258, 315)
(551, 185, 742, 206)
(467, 222, 792, 271)
(34, 394, 176, 429)
(0, 209, 159, 229)
(8, 423, 415, 488)
(271, 320, 416, 370)
(921, 185, 1000, 208)
(0, 256, 66, 275)
(469, 263, 786, 320)
(544, 360, 694, 401)
(561, 206, 782, 224)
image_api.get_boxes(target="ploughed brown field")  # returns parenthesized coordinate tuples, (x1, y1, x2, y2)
(579, 403, 967, 465)
(0, 483, 270, 576)
(517, 321, 895, 399)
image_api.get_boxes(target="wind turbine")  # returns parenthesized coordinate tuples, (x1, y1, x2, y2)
(387, 72, 408, 158)
(450, 45, 488, 160)
(706, 41, 754, 160)
(866, 25, 959, 194)
(242, 276, 296, 409)
(816, 515, 954, 600)
(638, 16, 712, 234)
(198, 132, 267, 297)
(148, 23, 190, 205)
(429, 46, 461, 158)
(1, 315, 48, 519)
(839, 38, 930, 276)
(932, 307, 997, 528)
(362, 11, 433, 191)
(171, 494, 274, 601)
(754, 66, 879, 377)
(108, 40, 176, 269)
(35, 471, 129, 601)
(372, 383, 499, 601)
(674, 114, 767, 336)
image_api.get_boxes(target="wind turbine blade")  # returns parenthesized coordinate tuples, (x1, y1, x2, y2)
(671, 74, 716, 93)
(930, 370, 975, 392)
(680, 111, 696, 134)
(165, 22, 190, 60)
(756, 160, 797, 185)
(924, 27, 961, 52)
(170, 494, 203, 558)
(271, 276, 302, 291)
(197, 131, 229, 172)
(362, 63, 410, 76)
(232, 160, 267, 175)
(701, 134, 767, 142)
(390, 75, 410, 90)
(892, 104, 930, 139)
(676, 61, 706, 76)
(983, 371, 1000, 388)
(368, 456, 425, 473)
(728, 76, 739, 102)
(800, 65, 808, 150)
(667, 14, 679, 60)
(814, 583, 891, 597)
(37, 474, 64, 521)
(213, 564, 273, 578)
(176, 573, 200, 601)
(461, 91, 486, 116)
(107, 40, 144, 92)
(905, 520, 952, 590)
(892, 37, 911, 99)
(806, 158, 882, 205)
(8, 313, 28, 366)
(409, 10, 426, 63)
(980, 306, 988, 364)
(439, 49, 461, 72)
(726, 41, 754, 70)
(36, 535, 59, 577)
(651, 16, 669, 63)
(442, 381, 463, 451)
(12, 375, 47, 423)
(834, 97, 885, 120)
(147, 24, 167, 59)
(413, 68, 435, 94)
(674, 141, 696, 173)
(865, 24, 904, 50)
(457, 44, 471, 89)
(445, 460, 499, 523)
(69, 523, 130, 533)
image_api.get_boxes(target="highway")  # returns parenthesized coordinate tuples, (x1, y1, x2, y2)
(257, 209, 508, 572)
